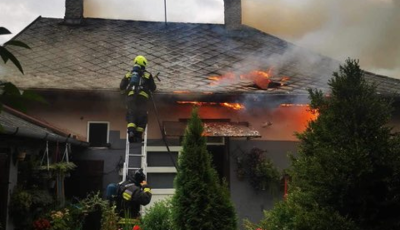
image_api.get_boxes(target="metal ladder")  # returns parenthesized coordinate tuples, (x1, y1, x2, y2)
(122, 125, 148, 181)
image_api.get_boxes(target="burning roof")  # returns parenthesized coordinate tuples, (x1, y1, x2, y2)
(163, 121, 260, 137)
(2, 18, 398, 97)
(203, 122, 260, 137)
(177, 101, 245, 110)
(208, 69, 289, 90)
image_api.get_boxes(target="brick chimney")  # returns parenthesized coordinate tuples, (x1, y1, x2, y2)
(64, 0, 84, 25)
(224, 0, 242, 29)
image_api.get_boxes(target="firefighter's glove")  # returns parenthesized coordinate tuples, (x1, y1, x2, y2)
(143, 187, 151, 193)
(125, 72, 132, 79)
(141, 181, 152, 193)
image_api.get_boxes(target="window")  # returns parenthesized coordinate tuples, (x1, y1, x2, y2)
(147, 151, 178, 167)
(146, 146, 181, 189)
(87, 122, 109, 147)
(147, 173, 176, 189)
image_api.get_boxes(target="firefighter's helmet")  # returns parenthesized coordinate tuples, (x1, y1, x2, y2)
(133, 55, 147, 67)
(128, 168, 146, 184)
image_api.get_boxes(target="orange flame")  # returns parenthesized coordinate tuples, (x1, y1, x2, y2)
(173, 91, 191, 94)
(281, 76, 290, 82)
(220, 102, 246, 110)
(208, 73, 237, 85)
(207, 69, 289, 89)
(177, 101, 245, 110)
(280, 103, 319, 121)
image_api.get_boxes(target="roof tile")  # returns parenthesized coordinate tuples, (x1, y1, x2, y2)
(1, 17, 399, 96)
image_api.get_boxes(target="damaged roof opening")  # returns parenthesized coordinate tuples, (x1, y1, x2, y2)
(163, 120, 261, 138)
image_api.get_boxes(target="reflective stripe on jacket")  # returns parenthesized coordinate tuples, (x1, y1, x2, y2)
(120, 68, 156, 99)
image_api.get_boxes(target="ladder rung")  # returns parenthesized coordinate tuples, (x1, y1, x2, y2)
(128, 167, 141, 170)
(129, 154, 144, 157)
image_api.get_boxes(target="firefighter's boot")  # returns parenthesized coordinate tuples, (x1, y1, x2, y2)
(135, 131, 143, 143)
(128, 127, 135, 143)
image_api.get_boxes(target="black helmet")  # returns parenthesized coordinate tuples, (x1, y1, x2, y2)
(128, 168, 145, 184)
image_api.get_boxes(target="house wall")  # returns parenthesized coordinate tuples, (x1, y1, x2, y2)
(24, 95, 400, 227)
(229, 139, 299, 226)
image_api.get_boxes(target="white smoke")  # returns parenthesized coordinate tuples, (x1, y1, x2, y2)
(85, 0, 224, 23)
(2, 0, 398, 79)
(243, 0, 400, 79)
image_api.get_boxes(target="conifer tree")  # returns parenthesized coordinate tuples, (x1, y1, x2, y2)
(172, 107, 237, 230)
(256, 59, 400, 230)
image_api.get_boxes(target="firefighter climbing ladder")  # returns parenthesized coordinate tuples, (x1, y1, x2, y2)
(121, 74, 178, 181)
(122, 125, 148, 182)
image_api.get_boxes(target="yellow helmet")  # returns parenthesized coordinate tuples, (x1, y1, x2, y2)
(133, 55, 147, 67)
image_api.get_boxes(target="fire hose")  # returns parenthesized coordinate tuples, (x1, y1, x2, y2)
(150, 72, 179, 171)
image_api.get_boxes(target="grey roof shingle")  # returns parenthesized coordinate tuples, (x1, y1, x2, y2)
(1, 17, 400, 96)
(0, 106, 88, 145)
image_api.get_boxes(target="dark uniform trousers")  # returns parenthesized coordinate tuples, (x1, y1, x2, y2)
(126, 94, 148, 135)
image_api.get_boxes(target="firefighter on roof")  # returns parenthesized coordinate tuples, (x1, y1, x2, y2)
(120, 55, 156, 143)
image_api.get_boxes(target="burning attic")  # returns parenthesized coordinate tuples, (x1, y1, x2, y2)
(208, 69, 290, 90)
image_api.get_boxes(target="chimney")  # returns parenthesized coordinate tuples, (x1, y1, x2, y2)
(224, 0, 242, 29)
(64, 0, 84, 25)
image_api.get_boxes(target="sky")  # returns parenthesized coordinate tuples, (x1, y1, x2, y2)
(1, 0, 399, 79)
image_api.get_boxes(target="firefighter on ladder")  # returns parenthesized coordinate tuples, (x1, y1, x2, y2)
(106, 169, 152, 223)
(120, 55, 157, 143)
(118, 169, 152, 218)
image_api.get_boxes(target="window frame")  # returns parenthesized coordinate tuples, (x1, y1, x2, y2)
(87, 121, 110, 147)
(146, 146, 181, 191)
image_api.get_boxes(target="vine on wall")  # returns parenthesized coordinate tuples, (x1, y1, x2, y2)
(235, 147, 281, 192)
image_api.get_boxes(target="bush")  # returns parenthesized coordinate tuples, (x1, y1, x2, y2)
(142, 198, 173, 230)
(101, 205, 119, 230)
(243, 190, 359, 230)
(171, 108, 237, 230)
(9, 187, 33, 229)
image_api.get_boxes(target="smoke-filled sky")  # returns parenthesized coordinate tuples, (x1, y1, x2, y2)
(1, 0, 399, 78)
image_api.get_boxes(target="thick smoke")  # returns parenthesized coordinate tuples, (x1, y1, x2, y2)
(243, 0, 400, 79)
(85, 0, 223, 23)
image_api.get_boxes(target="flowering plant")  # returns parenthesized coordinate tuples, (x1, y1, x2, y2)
(32, 218, 51, 230)
(50, 208, 71, 230)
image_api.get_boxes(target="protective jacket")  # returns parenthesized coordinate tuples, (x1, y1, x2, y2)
(120, 64, 156, 142)
(116, 180, 152, 218)
(120, 64, 156, 99)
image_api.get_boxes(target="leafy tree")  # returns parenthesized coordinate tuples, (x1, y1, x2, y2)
(252, 59, 400, 230)
(0, 27, 30, 73)
(0, 27, 45, 130)
(172, 107, 237, 230)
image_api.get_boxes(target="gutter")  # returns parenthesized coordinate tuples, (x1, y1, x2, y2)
(3, 105, 85, 141)
(2, 105, 89, 147)
(2, 125, 89, 147)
